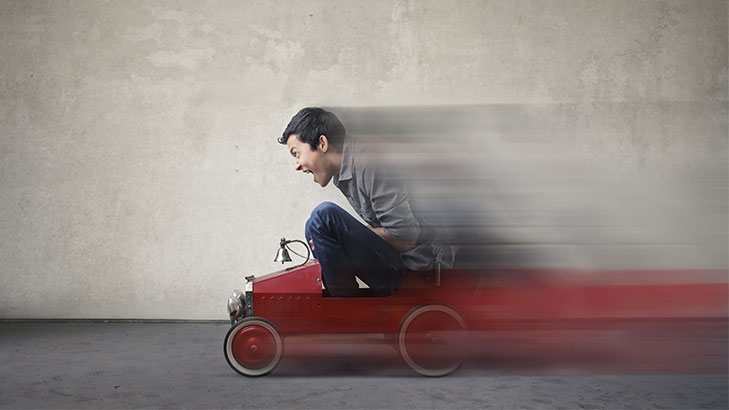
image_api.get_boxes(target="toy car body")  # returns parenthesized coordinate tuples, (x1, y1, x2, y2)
(224, 260, 727, 377)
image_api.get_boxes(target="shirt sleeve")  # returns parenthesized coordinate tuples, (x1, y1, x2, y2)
(361, 163, 422, 243)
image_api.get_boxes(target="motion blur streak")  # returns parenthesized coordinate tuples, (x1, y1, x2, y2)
(279, 319, 726, 375)
(331, 105, 728, 270)
(278, 267, 727, 375)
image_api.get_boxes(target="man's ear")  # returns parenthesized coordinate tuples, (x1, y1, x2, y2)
(318, 135, 329, 153)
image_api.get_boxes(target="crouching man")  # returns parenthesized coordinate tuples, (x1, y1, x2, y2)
(279, 107, 455, 297)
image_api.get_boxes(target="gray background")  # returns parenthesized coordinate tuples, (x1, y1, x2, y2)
(1, 0, 727, 320)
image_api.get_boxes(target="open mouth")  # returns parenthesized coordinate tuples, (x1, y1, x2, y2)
(304, 170, 316, 183)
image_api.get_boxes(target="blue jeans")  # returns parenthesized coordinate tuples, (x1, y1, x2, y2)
(305, 202, 406, 297)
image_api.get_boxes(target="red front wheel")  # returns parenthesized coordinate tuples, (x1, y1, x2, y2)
(224, 317, 282, 377)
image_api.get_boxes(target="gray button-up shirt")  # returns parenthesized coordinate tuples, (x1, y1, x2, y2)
(333, 136, 456, 271)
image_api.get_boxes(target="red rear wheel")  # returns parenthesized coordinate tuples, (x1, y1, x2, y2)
(398, 304, 467, 376)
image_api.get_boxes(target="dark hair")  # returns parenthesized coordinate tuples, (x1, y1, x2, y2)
(279, 107, 346, 152)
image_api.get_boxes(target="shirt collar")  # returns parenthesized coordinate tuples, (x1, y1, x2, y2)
(333, 136, 353, 187)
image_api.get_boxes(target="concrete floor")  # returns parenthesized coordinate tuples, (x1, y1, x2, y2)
(0, 322, 726, 409)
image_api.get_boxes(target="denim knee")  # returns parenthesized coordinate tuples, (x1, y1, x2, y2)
(305, 202, 343, 237)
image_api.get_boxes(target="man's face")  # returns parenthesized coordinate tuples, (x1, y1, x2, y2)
(286, 134, 334, 187)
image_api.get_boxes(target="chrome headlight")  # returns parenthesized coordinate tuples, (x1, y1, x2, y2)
(227, 289, 246, 324)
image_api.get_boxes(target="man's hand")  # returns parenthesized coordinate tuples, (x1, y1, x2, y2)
(371, 227, 416, 252)
(309, 239, 315, 252)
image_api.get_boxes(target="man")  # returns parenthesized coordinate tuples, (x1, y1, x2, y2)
(279, 107, 455, 297)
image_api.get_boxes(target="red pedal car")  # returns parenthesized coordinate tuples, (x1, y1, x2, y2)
(224, 240, 727, 377)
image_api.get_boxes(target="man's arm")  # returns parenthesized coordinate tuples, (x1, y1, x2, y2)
(370, 226, 416, 252)
(362, 163, 421, 253)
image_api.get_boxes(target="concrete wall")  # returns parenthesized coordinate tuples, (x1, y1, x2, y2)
(0, 0, 726, 319)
